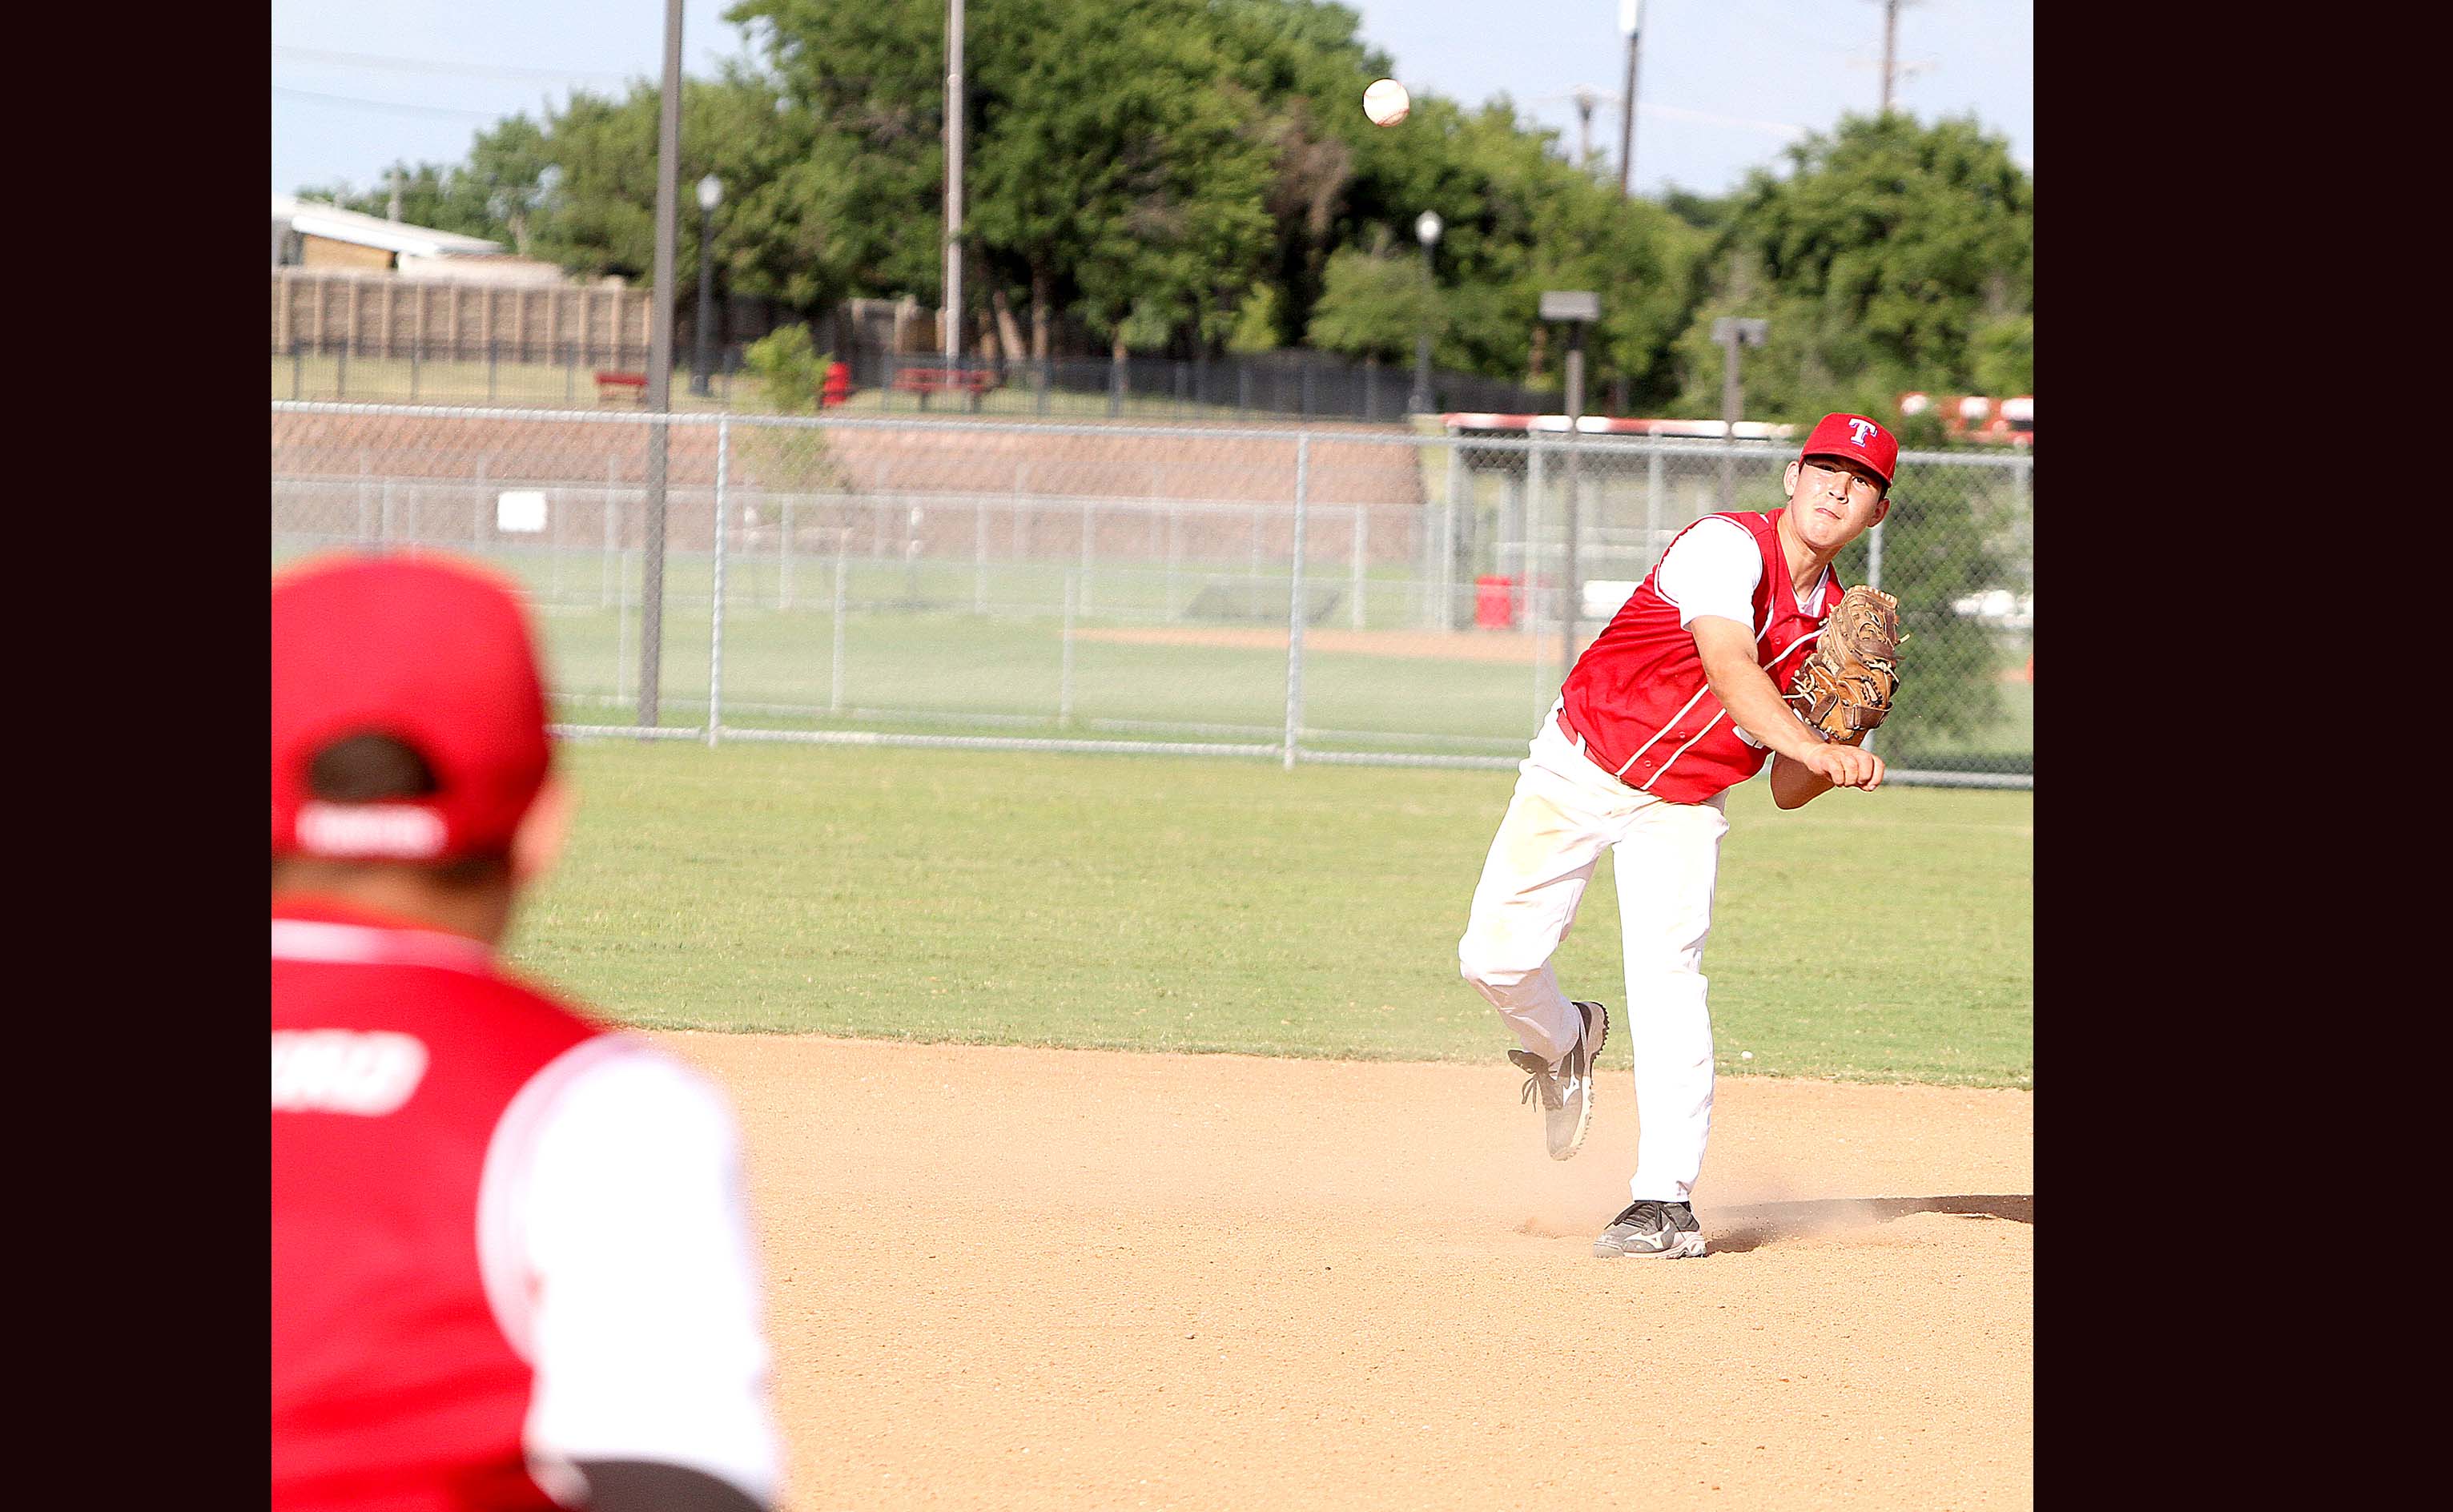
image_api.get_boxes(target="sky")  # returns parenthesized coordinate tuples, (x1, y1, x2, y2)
(271, 0, 2032, 203)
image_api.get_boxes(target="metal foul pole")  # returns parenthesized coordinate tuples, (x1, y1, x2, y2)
(944, 0, 965, 368)
(639, 0, 683, 728)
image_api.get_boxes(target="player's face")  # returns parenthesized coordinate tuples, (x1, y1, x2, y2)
(1785, 455, 1890, 549)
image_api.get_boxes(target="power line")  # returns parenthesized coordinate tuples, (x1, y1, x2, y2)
(271, 44, 630, 84)
(271, 85, 510, 120)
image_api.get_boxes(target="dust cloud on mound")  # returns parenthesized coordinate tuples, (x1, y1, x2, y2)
(662, 1032, 2033, 1511)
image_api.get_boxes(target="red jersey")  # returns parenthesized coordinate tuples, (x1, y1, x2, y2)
(271, 897, 605, 1512)
(1557, 509, 1840, 803)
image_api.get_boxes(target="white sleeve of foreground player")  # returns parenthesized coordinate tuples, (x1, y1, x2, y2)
(1653, 516, 1763, 631)
(510, 1040, 782, 1506)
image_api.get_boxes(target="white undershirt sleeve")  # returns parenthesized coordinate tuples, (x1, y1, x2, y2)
(1653, 517, 1763, 631)
(508, 1040, 782, 1507)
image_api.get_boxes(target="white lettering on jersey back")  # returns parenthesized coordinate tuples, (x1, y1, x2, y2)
(294, 802, 448, 859)
(271, 1030, 430, 1116)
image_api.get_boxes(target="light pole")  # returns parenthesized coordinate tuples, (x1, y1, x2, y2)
(1409, 210, 1442, 414)
(1711, 316, 1767, 509)
(1539, 290, 1598, 672)
(692, 174, 721, 397)
(1617, 1, 1643, 197)
(943, 0, 965, 369)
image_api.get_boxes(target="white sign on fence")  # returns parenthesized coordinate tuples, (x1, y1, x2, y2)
(496, 490, 548, 533)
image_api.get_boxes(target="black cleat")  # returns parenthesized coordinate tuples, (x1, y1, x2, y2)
(1508, 1000, 1607, 1160)
(1593, 1199, 1707, 1259)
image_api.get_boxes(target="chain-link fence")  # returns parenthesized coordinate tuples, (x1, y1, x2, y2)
(271, 403, 2033, 785)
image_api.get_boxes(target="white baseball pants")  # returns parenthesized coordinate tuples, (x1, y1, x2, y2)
(1457, 703, 1730, 1203)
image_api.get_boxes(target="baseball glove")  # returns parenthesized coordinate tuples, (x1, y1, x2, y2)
(1786, 585, 1905, 746)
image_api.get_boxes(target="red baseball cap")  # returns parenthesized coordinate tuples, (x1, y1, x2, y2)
(1799, 412, 1899, 489)
(271, 553, 553, 861)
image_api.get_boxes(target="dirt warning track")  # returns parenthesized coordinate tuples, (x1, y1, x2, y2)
(662, 1032, 2033, 1511)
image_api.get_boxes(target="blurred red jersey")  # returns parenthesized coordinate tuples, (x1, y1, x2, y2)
(271, 897, 602, 1512)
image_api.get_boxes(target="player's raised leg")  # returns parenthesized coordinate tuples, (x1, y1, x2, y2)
(1458, 722, 1621, 1160)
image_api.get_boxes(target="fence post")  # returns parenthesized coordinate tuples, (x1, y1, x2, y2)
(336, 344, 348, 400)
(1442, 442, 1461, 630)
(1080, 501, 1095, 617)
(1284, 432, 1310, 770)
(292, 343, 304, 401)
(1525, 432, 1545, 714)
(1108, 353, 1124, 418)
(409, 341, 421, 402)
(1037, 356, 1052, 418)
(709, 416, 728, 746)
(356, 452, 373, 548)
(830, 537, 849, 715)
(1060, 569, 1076, 726)
(473, 456, 488, 552)
(380, 480, 396, 554)
(615, 543, 631, 704)
(974, 497, 988, 614)
(488, 340, 499, 403)
(601, 457, 619, 608)
(1350, 505, 1366, 630)
(566, 342, 577, 404)
(1646, 445, 1665, 571)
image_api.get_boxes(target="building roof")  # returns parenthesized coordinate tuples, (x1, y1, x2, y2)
(272, 192, 503, 259)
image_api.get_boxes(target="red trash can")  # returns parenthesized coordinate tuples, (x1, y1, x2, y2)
(1474, 575, 1518, 630)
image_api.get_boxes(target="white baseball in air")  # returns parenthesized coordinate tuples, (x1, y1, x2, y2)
(1363, 78, 1411, 127)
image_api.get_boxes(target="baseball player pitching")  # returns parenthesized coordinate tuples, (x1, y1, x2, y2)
(271, 555, 782, 1511)
(1457, 413, 1905, 1260)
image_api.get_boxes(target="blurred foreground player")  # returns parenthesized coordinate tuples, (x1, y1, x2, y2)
(272, 555, 780, 1512)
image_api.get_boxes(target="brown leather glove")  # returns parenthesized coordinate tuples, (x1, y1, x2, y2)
(1787, 585, 1904, 747)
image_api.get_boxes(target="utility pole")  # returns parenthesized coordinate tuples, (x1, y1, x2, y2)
(639, 0, 683, 728)
(1617, 1, 1643, 197)
(1882, 0, 1898, 112)
(1711, 317, 1767, 510)
(1871, 0, 1926, 115)
(943, 0, 965, 370)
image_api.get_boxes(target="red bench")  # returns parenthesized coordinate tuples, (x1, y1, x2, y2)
(890, 364, 996, 408)
(594, 370, 648, 404)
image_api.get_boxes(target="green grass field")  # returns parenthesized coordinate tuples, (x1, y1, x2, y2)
(512, 740, 2032, 1088)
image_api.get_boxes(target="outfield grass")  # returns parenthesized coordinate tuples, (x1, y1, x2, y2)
(513, 740, 2032, 1088)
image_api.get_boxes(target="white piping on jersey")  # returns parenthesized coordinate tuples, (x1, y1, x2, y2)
(272, 918, 493, 976)
(475, 1031, 643, 1365)
(1613, 683, 1712, 778)
(1767, 628, 1820, 665)
(1638, 709, 1728, 790)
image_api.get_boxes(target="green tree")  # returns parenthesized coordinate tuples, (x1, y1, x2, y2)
(1305, 240, 1434, 361)
(1667, 112, 2033, 423)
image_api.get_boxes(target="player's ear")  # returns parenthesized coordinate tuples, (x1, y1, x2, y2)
(1782, 459, 1800, 495)
(510, 777, 576, 885)
(1869, 495, 1891, 528)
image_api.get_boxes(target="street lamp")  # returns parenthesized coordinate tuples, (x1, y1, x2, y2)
(1409, 210, 1443, 414)
(692, 173, 722, 396)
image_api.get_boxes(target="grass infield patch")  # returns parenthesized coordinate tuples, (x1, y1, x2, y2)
(513, 740, 2032, 1088)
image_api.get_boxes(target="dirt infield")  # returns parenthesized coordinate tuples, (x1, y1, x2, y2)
(662, 1032, 2033, 1510)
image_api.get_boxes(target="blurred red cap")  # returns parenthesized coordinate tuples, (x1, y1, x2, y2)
(1800, 412, 1899, 488)
(271, 554, 552, 861)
